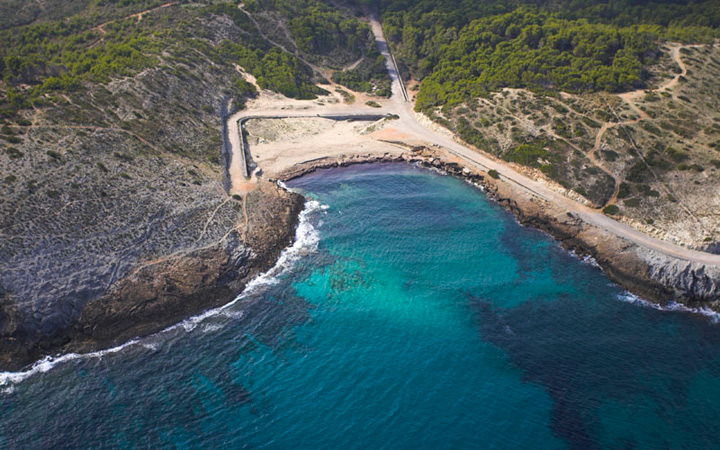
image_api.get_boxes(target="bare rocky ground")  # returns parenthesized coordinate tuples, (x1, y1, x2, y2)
(439, 42, 720, 251)
(0, 6, 307, 369)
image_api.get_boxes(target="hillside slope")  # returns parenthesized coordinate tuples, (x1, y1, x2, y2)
(378, 0, 720, 250)
(0, 0, 381, 369)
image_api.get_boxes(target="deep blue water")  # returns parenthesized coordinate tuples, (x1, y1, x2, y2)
(2, 163, 720, 449)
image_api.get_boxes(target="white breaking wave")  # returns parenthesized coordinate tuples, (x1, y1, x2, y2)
(466, 180, 485, 192)
(238, 199, 322, 294)
(411, 161, 447, 176)
(616, 292, 720, 323)
(0, 338, 141, 390)
(580, 254, 600, 268)
(0, 199, 324, 389)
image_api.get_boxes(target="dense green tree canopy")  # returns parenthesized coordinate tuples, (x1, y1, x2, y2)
(415, 10, 660, 111)
(376, 0, 720, 111)
(246, 0, 373, 64)
(0, 1, 330, 118)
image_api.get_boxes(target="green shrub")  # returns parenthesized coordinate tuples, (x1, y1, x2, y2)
(626, 162, 651, 182)
(617, 182, 631, 198)
(5, 147, 24, 159)
(677, 163, 704, 172)
(603, 204, 620, 215)
(455, 117, 500, 153)
(488, 169, 500, 179)
(540, 163, 558, 178)
(113, 152, 134, 162)
(637, 184, 660, 197)
(503, 142, 547, 168)
(665, 146, 688, 162)
(551, 103, 569, 114)
(641, 122, 662, 136)
(601, 150, 619, 162)
(335, 88, 356, 104)
(623, 198, 640, 207)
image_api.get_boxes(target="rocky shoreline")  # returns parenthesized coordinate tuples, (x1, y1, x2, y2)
(0, 182, 304, 371)
(275, 147, 720, 313)
(4, 145, 718, 372)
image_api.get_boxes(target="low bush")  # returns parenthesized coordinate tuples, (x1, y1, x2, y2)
(665, 146, 688, 162)
(603, 204, 620, 215)
(503, 142, 547, 168)
(617, 182, 631, 198)
(5, 147, 24, 158)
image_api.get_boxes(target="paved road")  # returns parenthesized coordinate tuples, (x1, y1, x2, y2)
(226, 15, 720, 265)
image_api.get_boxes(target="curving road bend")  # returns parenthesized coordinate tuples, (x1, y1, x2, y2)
(226, 15, 720, 266)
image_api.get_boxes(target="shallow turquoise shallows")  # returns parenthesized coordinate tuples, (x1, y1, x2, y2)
(2, 163, 720, 449)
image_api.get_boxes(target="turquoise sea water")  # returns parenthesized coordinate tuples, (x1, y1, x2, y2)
(2, 163, 720, 449)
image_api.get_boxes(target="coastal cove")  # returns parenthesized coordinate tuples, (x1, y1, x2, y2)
(271, 148, 720, 312)
(2, 163, 720, 449)
(221, 8, 720, 315)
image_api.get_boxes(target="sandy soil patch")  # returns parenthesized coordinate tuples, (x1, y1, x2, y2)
(244, 117, 403, 178)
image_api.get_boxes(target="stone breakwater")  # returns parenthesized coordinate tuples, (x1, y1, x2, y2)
(276, 147, 720, 312)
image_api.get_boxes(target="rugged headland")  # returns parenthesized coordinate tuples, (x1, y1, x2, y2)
(0, 0, 380, 370)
